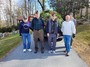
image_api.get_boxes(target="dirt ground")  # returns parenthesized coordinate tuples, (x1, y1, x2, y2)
(72, 39, 90, 67)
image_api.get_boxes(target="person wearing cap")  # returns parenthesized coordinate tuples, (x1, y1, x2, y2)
(46, 11, 59, 54)
(31, 11, 44, 54)
(61, 15, 76, 56)
(18, 16, 32, 53)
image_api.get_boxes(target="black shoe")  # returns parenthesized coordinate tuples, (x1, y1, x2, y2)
(64, 50, 66, 52)
(41, 50, 44, 54)
(34, 50, 38, 53)
(66, 53, 69, 56)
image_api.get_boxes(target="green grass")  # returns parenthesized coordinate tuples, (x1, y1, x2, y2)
(76, 24, 90, 46)
(0, 34, 21, 59)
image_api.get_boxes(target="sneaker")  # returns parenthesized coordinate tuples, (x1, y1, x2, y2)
(66, 53, 69, 56)
(48, 50, 53, 53)
(41, 50, 44, 54)
(34, 50, 38, 53)
(52, 50, 56, 54)
(28, 49, 32, 52)
(64, 50, 66, 53)
(23, 49, 26, 53)
(70, 46, 72, 49)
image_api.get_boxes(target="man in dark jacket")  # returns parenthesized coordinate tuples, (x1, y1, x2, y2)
(31, 11, 44, 53)
(46, 12, 59, 54)
(18, 17, 32, 53)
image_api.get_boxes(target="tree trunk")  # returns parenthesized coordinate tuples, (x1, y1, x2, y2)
(37, 0, 45, 11)
(42, 0, 45, 11)
(80, 8, 83, 18)
(9, 0, 12, 26)
(86, 0, 89, 19)
(24, 0, 27, 16)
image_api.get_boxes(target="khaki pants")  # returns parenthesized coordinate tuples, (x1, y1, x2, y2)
(33, 29, 44, 51)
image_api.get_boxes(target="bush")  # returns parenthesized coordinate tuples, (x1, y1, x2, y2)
(0, 25, 18, 33)
(40, 10, 63, 26)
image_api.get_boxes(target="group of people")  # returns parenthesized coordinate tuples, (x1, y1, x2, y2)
(18, 11, 76, 56)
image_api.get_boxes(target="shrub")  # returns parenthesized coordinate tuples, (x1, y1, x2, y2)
(0, 25, 18, 33)
(40, 10, 63, 26)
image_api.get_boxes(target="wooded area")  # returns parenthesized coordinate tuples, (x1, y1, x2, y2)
(0, 0, 90, 28)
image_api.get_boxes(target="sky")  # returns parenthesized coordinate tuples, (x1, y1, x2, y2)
(15, 0, 51, 12)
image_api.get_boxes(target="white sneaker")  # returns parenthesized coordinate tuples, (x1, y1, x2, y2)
(23, 49, 26, 52)
(48, 50, 53, 53)
(28, 49, 32, 52)
(52, 51, 56, 54)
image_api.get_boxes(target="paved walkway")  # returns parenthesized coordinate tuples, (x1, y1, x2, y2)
(0, 35, 88, 67)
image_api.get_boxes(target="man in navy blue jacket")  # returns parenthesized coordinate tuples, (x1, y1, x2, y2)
(46, 12, 59, 54)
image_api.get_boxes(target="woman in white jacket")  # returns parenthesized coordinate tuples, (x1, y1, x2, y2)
(61, 15, 76, 56)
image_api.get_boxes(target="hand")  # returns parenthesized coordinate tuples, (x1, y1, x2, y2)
(30, 28, 33, 31)
(47, 33, 49, 37)
(57, 33, 59, 37)
(30, 29, 33, 34)
(19, 33, 22, 36)
(73, 34, 75, 38)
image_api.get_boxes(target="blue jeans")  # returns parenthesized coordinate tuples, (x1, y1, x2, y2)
(21, 33, 31, 49)
(63, 35, 72, 53)
(48, 34, 57, 51)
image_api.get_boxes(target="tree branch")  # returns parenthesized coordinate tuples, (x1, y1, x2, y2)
(37, 0, 44, 10)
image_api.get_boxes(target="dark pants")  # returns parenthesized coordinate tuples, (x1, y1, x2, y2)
(33, 29, 44, 51)
(70, 38, 73, 46)
(48, 34, 57, 51)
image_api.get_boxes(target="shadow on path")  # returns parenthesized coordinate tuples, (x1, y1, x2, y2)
(2, 40, 66, 62)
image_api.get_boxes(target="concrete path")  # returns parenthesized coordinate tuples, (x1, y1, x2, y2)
(0, 35, 88, 67)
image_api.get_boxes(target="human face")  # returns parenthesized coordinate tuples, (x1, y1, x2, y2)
(35, 13, 40, 19)
(70, 15, 73, 20)
(65, 15, 70, 21)
(51, 14, 57, 21)
(23, 18, 28, 23)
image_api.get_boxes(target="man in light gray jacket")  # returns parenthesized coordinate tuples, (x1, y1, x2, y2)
(61, 15, 76, 56)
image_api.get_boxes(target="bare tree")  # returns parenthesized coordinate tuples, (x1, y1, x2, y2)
(86, 0, 89, 19)
(24, 0, 27, 16)
(9, 0, 12, 24)
(4, 5, 12, 27)
(37, 0, 45, 11)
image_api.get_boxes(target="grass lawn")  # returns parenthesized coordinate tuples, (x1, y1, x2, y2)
(0, 34, 21, 59)
(72, 24, 90, 67)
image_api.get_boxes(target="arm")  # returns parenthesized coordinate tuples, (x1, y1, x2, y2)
(18, 22, 22, 36)
(29, 22, 33, 31)
(46, 20, 49, 33)
(72, 22, 76, 34)
(71, 21, 76, 37)
(41, 18, 44, 29)
(31, 19, 34, 30)
(61, 22, 64, 33)
(57, 22, 59, 33)
(46, 20, 49, 37)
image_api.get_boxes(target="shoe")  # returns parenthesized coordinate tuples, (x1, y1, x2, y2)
(34, 50, 38, 53)
(66, 53, 69, 56)
(41, 50, 44, 54)
(23, 49, 26, 53)
(52, 50, 56, 54)
(64, 50, 66, 53)
(48, 50, 53, 53)
(28, 49, 32, 52)
(70, 46, 72, 49)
